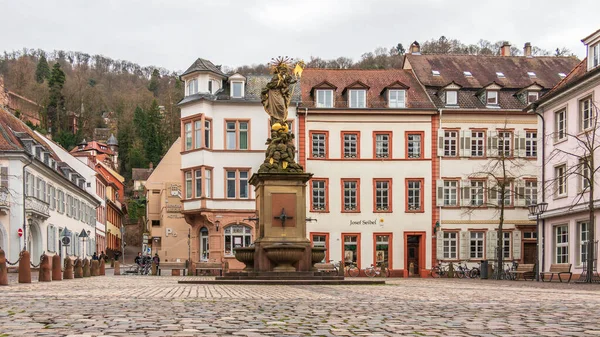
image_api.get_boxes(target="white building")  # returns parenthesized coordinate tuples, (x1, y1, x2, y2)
(178, 58, 298, 269)
(37, 131, 105, 256)
(299, 68, 436, 277)
(527, 28, 600, 280)
(404, 42, 579, 268)
(0, 107, 99, 264)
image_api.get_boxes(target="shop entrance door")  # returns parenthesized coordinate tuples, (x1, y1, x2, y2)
(407, 235, 420, 277)
(523, 242, 536, 264)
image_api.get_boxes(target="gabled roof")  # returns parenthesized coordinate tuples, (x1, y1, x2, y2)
(309, 80, 337, 96)
(406, 54, 579, 89)
(533, 58, 600, 107)
(70, 140, 114, 155)
(132, 167, 153, 181)
(300, 69, 434, 109)
(379, 81, 410, 95)
(181, 58, 225, 78)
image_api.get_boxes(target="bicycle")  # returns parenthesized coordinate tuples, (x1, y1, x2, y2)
(430, 261, 449, 278)
(344, 261, 360, 277)
(454, 262, 471, 278)
(365, 262, 390, 278)
(469, 262, 481, 279)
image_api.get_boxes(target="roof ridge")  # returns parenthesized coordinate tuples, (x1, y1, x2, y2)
(411, 53, 575, 59)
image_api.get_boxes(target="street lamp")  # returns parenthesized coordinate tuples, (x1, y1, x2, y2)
(528, 202, 548, 281)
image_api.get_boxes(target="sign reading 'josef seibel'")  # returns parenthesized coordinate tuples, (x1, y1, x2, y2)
(349, 219, 379, 226)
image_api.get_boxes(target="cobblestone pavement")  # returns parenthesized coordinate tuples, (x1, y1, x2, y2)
(1, 275, 600, 336)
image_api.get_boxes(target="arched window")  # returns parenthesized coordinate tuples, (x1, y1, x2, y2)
(223, 224, 252, 256)
(200, 227, 209, 261)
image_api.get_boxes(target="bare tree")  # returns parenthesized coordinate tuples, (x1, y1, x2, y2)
(545, 101, 599, 283)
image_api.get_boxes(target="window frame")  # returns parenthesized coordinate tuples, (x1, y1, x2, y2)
(388, 89, 406, 108)
(373, 178, 392, 213)
(225, 168, 251, 200)
(373, 131, 392, 159)
(579, 96, 594, 131)
(443, 130, 458, 157)
(554, 224, 569, 264)
(182, 115, 212, 152)
(470, 180, 485, 206)
(223, 224, 253, 257)
(348, 89, 366, 108)
(316, 89, 334, 108)
(554, 108, 567, 142)
(469, 231, 485, 260)
(310, 232, 330, 262)
(524, 180, 538, 206)
(310, 178, 329, 213)
(497, 130, 513, 157)
(309, 130, 329, 159)
(442, 179, 459, 207)
(225, 120, 250, 151)
(527, 91, 539, 104)
(187, 78, 198, 96)
(495, 182, 513, 207)
(554, 164, 567, 197)
(341, 178, 360, 213)
(502, 232, 512, 260)
(577, 221, 589, 266)
(470, 130, 486, 157)
(525, 131, 537, 158)
(231, 81, 244, 98)
(341, 233, 361, 269)
(442, 231, 458, 260)
(406, 131, 424, 159)
(373, 233, 393, 269)
(185, 171, 193, 199)
(405, 178, 424, 213)
(445, 90, 458, 105)
(341, 131, 360, 159)
(194, 170, 202, 198)
(486, 90, 498, 105)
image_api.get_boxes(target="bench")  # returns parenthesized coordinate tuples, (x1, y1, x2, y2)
(508, 263, 535, 280)
(314, 262, 338, 275)
(540, 263, 572, 283)
(195, 262, 224, 276)
(159, 262, 187, 276)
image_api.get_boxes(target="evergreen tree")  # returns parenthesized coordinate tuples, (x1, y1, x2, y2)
(147, 69, 160, 97)
(144, 100, 164, 166)
(35, 54, 50, 83)
(46, 63, 66, 135)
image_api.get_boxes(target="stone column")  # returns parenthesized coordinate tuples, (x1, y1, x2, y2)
(114, 261, 120, 276)
(52, 255, 62, 281)
(74, 259, 83, 278)
(91, 260, 99, 276)
(83, 259, 91, 277)
(18, 251, 31, 283)
(38, 254, 51, 282)
(63, 257, 73, 279)
(0, 249, 8, 286)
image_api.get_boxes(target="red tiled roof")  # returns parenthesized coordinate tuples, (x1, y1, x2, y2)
(406, 54, 579, 89)
(535, 58, 589, 105)
(300, 69, 435, 109)
(0, 106, 58, 162)
(70, 141, 114, 155)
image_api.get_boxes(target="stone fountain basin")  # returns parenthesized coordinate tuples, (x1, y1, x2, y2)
(234, 246, 256, 271)
(263, 244, 305, 272)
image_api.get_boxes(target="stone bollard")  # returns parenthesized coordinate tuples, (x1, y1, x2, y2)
(63, 257, 74, 279)
(99, 258, 106, 276)
(448, 262, 455, 278)
(38, 254, 51, 282)
(18, 251, 31, 284)
(151, 261, 157, 276)
(0, 249, 8, 286)
(83, 259, 91, 277)
(114, 261, 120, 275)
(74, 259, 83, 278)
(52, 254, 62, 281)
(91, 260, 99, 276)
(110, 258, 114, 268)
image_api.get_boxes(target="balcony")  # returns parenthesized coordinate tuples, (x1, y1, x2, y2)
(25, 196, 50, 219)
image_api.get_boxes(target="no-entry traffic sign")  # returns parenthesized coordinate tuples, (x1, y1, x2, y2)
(17, 228, 23, 237)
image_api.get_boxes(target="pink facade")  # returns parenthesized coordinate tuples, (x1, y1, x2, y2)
(531, 28, 600, 279)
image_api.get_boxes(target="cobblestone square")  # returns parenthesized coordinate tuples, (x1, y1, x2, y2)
(1, 275, 600, 336)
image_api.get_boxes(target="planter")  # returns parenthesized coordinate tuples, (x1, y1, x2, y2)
(264, 244, 305, 272)
(233, 247, 255, 271)
(311, 247, 327, 270)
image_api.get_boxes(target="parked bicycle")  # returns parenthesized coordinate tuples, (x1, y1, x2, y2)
(454, 262, 472, 278)
(327, 260, 360, 277)
(491, 261, 518, 280)
(365, 262, 390, 278)
(430, 261, 450, 278)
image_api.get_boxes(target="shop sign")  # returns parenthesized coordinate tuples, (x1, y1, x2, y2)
(349, 219, 378, 226)
(166, 204, 182, 213)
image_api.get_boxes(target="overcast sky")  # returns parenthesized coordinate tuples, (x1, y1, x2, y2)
(2, 0, 599, 72)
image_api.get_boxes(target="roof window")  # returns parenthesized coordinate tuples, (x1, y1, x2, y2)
(527, 71, 536, 78)
(496, 72, 505, 78)
(558, 72, 567, 79)
(432, 70, 440, 76)
(463, 71, 472, 77)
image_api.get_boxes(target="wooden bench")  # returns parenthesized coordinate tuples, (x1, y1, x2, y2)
(540, 263, 572, 283)
(159, 262, 187, 276)
(508, 263, 535, 280)
(314, 262, 338, 275)
(195, 262, 224, 276)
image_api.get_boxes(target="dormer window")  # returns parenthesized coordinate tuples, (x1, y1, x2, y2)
(231, 81, 244, 98)
(446, 90, 458, 105)
(208, 80, 213, 94)
(487, 91, 498, 105)
(316, 89, 333, 108)
(187, 79, 198, 96)
(527, 91, 539, 103)
(388, 90, 406, 108)
(349, 90, 366, 108)
(591, 43, 600, 69)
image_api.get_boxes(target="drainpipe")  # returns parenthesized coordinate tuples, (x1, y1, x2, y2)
(22, 153, 34, 251)
(532, 105, 546, 273)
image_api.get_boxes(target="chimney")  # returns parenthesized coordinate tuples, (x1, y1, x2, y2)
(410, 41, 421, 55)
(524, 42, 532, 57)
(500, 42, 511, 56)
